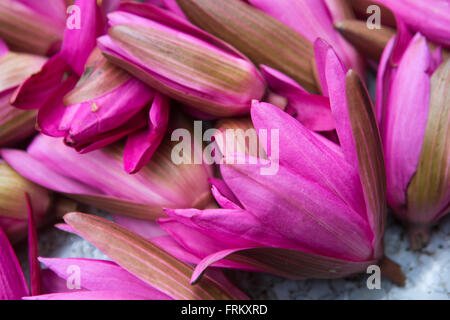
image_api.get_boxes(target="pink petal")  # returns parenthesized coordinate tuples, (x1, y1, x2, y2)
(60, 0, 104, 76)
(384, 34, 433, 212)
(260, 65, 334, 131)
(113, 214, 167, 239)
(25, 290, 147, 300)
(220, 159, 373, 260)
(26, 193, 41, 296)
(0, 226, 29, 299)
(39, 257, 172, 299)
(251, 100, 367, 218)
(124, 93, 170, 173)
(37, 75, 79, 137)
(10, 54, 71, 110)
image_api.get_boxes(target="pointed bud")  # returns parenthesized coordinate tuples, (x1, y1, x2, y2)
(335, 19, 395, 61)
(0, 46, 47, 146)
(349, 0, 397, 27)
(175, 0, 318, 93)
(0, 0, 65, 56)
(98, 3, 266, 117)
(0, 161, 50, 243)
(0, 104, 37, 148)
(59, 47, 155, 152)
(406, 57, 450, 249)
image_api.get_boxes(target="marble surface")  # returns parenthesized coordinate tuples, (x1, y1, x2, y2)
(18, 213, 450, 300)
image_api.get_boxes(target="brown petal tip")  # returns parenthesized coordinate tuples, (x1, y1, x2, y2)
(335, 19, 395, 61)
(407, 224, 432, 251)
(380, 256, 406, 287)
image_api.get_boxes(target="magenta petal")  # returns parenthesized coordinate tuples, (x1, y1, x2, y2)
(71, 109, 148, 153)
(211, 185, 240, 210)
(162, 0, 188, 19)
(37, 75, 79, 137)
(0, 147, 101, 194)
(376, 37, 396, 130)
(0, 226, 29, 299)
(251, 101, 367, 218)
(10, 54, 70, 110)
(322, 42, 360, 169)
(60, 0, 104, 76)
(113, 214, 167, 239)
(26, 194, 41, 296)
(190, 248, 251, 284)
(208, 178, 241, 207)
(220, 160, 373, 261)
(39, 257, 172, 299)
(378, 0, 450, 47)
(313, 39, 331, 96)
(124, 93, 170, 173)
(384, 34, 432, 212)
(391, 18, 413, 66)
(260, 65, 334, 131)
(0, 38, 8, 57)
(25, 290, 147, 300)
(41, 269, 74, 294)
(156, 219, 258, 270)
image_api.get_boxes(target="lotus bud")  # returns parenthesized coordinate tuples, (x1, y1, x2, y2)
(97, 2, 266, 117)
(0, 161, 58, 243)
(174, 0, 318, 93)
(1, 115, 214, 220)
(56, 47, 169, 173)
(0, 41, 47, 146)
(0, 0, 66, 56)
(378, 33, 449, 249)
(335, 19, 395, 61)
(349, 0, 396, 28)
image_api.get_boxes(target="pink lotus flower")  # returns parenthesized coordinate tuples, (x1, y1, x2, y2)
(145, 41, 404, 286)
(0, 39, 46, 147)
(97, 2, 266, 117)
(28, 212, 248, 300)
(1, 117, 213, 221)
(377, 32, 449, 249)
(51, 47, 169, 173)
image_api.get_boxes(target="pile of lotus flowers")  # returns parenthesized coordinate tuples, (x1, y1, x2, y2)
(0, 0, 448, 300)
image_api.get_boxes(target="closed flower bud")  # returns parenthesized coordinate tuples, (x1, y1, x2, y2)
(97, 2, 266, 117)
(378, 33, 450, 249)
(0, 40, 47, 146)
(0, 0, 65, 56)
